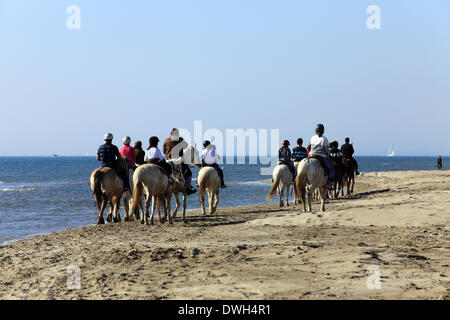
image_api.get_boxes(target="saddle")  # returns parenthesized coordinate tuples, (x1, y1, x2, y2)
(308, 155, 329, 177)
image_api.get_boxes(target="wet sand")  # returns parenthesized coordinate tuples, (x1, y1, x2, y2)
(0, 170, 449, 299)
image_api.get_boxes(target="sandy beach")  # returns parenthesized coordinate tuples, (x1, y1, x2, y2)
(0, 170, 449, 300)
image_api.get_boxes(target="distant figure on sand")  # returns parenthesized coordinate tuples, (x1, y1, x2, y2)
(437, 155, 443, 170)
(97, 133, 130, 192)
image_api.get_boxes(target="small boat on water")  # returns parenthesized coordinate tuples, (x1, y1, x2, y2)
(387, 145, 395, 157)
(52, 154, 58, 157)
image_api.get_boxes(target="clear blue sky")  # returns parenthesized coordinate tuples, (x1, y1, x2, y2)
(1, 0, 449, 156)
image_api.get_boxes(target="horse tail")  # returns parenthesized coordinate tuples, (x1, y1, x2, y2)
(130, 178, 143, 215)
(266, 172, 281, 201)
(93, 170, 104, 210)
(294, 161, 308, 200)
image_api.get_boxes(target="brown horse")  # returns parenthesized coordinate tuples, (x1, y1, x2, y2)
(331, 159, 345, 198)
(342, 158, 355, 195)
(90, 157, 130, 224)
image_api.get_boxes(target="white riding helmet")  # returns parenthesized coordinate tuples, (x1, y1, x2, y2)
(123, 136, 131, 145)
(104, 133, 113, 141)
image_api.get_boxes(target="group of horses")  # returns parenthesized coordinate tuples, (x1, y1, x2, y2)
(89, 144, 221, 225)
(266, 157, 357, 213)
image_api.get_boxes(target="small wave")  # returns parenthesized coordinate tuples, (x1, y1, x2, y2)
(1, 186, 39, 192)
(237, 180, 270, 186)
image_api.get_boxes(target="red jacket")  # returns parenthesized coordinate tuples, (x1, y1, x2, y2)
(119, 145, 136, 166)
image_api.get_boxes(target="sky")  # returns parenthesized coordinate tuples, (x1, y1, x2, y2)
(0, 0, 449, 156)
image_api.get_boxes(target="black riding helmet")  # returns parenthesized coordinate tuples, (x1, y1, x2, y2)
(203, 140, 211, 148)
(282, 140, 290, 146)
(315, 124, 325, 134)
(297, 138, 303, 145)
(149, 136, 160, 147)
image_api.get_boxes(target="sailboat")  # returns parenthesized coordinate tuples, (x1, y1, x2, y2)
(387, 145, 395, 157)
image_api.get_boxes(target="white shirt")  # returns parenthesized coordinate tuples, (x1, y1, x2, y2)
(144, 147, 164, 162)
(201, 146, 219, 165)
(309, 135, 329, 158)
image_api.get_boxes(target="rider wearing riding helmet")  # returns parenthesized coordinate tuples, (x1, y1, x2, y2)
(97, 133, 131, 192)
(201, 140, 226, 188)
(145, 136, 173, 183)
(309, 124, 334, 188)
(278, 140, 296, 182)
(341, 137, 359, 175)
(119, 136, 136, 169)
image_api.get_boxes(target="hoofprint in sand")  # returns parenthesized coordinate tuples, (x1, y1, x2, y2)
(0, 170, 448, 299)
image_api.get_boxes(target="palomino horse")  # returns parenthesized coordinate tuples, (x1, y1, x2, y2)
(295, 158, 328, 212)
(130, 158, 183, 226)
(343, 158, 355, 195)
(330, 159, 345, 198)
(90, 157, 130, 224)
(171, 144, 202, 223)
(266, 164, 294, 207)
(198, 166, 221, 215)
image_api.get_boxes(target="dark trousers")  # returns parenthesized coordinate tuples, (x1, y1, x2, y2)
(148, 159, 172, 175)
(103, 163, 130, 191)
(202, 161, 225, 186)
(279, 160, 296, 179)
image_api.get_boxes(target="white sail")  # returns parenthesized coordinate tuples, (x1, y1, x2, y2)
(387, 145, 395, 157)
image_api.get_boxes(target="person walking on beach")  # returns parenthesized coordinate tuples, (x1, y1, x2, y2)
(119, 136, 136, 169)
(134, 140, 145, 166)
(292, 138, 308, 162)
(309, 124, 334, 188)
(97, 133, 131, 192)
(278, 140, 296, 182)
(201, 140, 226, 188)
(437, 155, 443, 170)
(341, 137, 359, 175)
(163, 128, 196, 195)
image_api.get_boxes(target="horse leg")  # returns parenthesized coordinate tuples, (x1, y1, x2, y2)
(213, 190, 219, 213)
(307, 186, 314, 212)
(113, 196, 122, 223)
(97, 200, 106, 224)
(278, 186, 284, 207)
(172, 192, 180, 218)
(208, 190, 214, 215)
(319, 187, 327, 212)
(106, 202, 113, 223)
(182, 192, 187, 223)
(167, 196, 173, 225)
(142, 195, 150, 225)
(200, 188, 206, 216)
(286, 185, 290, 207)
(124, 193, 130, 221)
(351, 176, 355, 194)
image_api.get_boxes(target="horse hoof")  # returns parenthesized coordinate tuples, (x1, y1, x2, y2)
(140, 220, 144, 225)
(124, 217, 129, 222)
(97, 218, 105, 225)
(106, 216, 112, 223)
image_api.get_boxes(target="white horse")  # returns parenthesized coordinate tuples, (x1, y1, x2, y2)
(266, 164, 294, 207)
(198, 166, 221, 215)
(170, 144, 202, 222)
(130, 158, 184, 225)
(295, 158, 328, 212)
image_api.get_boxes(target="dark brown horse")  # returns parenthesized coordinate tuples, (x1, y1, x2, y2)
(330, 160, 345, 198)
(342, 158, 355, 195)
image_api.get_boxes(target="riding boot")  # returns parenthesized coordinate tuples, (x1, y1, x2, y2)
(185, 175, 196, 195)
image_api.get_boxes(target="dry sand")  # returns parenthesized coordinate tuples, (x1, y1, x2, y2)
(0, 170, 449, 300)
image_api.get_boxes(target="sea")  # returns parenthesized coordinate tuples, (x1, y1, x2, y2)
(0, 156, 447, 244)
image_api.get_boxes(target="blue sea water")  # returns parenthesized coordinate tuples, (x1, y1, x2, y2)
(0, 156, 446, 244)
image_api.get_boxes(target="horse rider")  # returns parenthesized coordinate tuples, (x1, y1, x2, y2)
(119, 136, 136, 169)
(201, 140, 226, 188)
(278, 140, 296, 182)
(341, 137, 360, 175)
(162, 128, 196, 195)
(97, 133, 131, 192)
(437, 155, 443, 170)
(134, 140, 146, 166)
(309, 124, 334, 188)
(144, 136, 173, 183)
(329, 141, 343, 164)
(292, 138, 308, 162)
